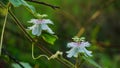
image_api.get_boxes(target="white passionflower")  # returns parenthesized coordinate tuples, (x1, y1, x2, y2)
(66, 37, 92, 58)
(28, 19, 54, 36)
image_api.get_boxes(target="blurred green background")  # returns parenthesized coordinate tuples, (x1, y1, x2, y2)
(0, 0, 120, 68)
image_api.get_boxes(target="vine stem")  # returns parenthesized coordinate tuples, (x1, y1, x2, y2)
(8, 9, 74, 68)
(0, 8, 8, 56)
(75, 57, 79, 68)
(32, 43, 49, 60)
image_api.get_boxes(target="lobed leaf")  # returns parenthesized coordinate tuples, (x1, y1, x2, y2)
(9, 0, 36, 13)
(41, 33, 58, 45)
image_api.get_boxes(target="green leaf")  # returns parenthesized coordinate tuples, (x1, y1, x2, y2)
(41, 33, 58, 45)
(20, 0, 35, 13)
(82, 56, 102, 68)
(9, 0, 36, 13)
(9, 0, 22, 7)
(0, 0, 9, 5)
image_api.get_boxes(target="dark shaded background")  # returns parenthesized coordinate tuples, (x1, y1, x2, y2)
(0, 0, 120, 68)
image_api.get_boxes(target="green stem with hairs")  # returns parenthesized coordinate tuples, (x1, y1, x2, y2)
(0, 8, 8, 56)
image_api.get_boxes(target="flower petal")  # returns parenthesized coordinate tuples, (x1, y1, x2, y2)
(66, 47, 78, 58)
(36, 25, 42, 36)
(28, 19, 37, 24)
(78, 47, 92, 57)
(41, 24, 54, 34)
(67, 42, 78, 48)
(28, 24, 42, 36)
(27, 18, 54, 36)
(66, 39, 92, 58)
(32, 25, 39, 35)
(42, 19, 53, 24)
(80, 42, 90, 47)
(73, 48, 79, 57)
(83, 48, 92, 57)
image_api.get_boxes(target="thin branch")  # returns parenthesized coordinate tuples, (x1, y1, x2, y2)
(26, 0, 60, 9)
(2, 48, 24, 68)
